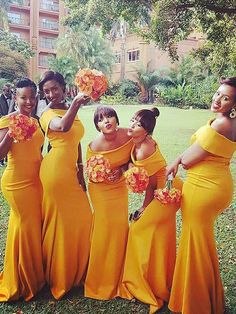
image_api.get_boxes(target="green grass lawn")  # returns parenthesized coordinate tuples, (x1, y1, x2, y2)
(0, 105, 235, 313)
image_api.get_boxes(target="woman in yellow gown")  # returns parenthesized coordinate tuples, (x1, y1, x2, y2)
(120, 108, 182, 313)
(84, 105, 133, 300)
(38, 71, 92, 299)
(167, 77, 236, 314)
(0, 78, 45, 301)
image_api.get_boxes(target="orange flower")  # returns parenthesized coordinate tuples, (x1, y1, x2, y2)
(8, 114, 37, 143)
(154, 176, 181, 204)
(124, 166, 149, 193)
(86, 154, 111, 183)
(74, 68, 108, 100)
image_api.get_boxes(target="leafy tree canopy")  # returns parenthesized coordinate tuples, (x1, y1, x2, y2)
(63, 0, 236, 71)
(0, 44, 28, 81)
(56, 25, 114, 76)
(0, 30, 34, 59)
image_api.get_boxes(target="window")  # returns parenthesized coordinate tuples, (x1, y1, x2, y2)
(12, 0, 30, 5)
(127, 49, 140, 62)
(11, 32, 21, 38)
(40, 0, 59, 12)
(40, 19, 58, 30)
(115, 52, 121, 64)
(8, 12, 21, 24)
(39, 37, 56, 49)
(39, 54, 55, 67)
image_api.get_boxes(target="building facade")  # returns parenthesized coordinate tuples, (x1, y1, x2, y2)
(111, 32, 204, 82)
(8, 0, 67, 80)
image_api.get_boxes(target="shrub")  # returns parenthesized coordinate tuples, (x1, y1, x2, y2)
(118, 79, 139, 98)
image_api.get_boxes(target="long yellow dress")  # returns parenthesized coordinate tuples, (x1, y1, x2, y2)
(39, 109, 92, 299)
(120, 143, 182, 314)
(84, 139, 133, 300)
(0, 115, 45, 301)
(169, 120, 236, 314)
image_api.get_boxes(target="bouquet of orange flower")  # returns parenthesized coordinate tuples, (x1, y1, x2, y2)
(74, 68, 108, 100)
(124, 166, 149, 194)
(154, 174, 181, 204)
(86, 154, 111, 183)
(8, 114, 37, 143)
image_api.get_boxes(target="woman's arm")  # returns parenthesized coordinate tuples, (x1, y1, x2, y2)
(166, 142, 210, 176)
(0, 128, 13, 160)
(49, 94, 90, 132)
(133, 173, 157, 221)
(142, 173, 157, 209)
(76, 143, 86, 191)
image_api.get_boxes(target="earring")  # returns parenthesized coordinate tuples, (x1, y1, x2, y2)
(229, 108, 236, 119)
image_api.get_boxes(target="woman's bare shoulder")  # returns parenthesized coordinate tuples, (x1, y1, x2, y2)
(89, 134, 104, 151)
(211, 117, 236, 140)
(136, 138, 156, 160)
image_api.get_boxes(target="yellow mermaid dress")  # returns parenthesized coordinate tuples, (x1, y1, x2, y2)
(168, 120, 236, 314)
(120, 143, 182, 314)
(39, 109, 92, 299)
(84, 139, 133, 300)
(0, 116, 45, 301)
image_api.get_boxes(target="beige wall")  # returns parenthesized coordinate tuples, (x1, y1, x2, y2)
(111, 33, 203, 82)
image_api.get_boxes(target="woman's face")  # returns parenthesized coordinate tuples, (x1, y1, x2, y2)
(128, 117, 147, 138)
(97, 114, 117, 134)
(42, 79, 64, 105)
(15, 87, 36, 116)
(211, 84, 236, 114)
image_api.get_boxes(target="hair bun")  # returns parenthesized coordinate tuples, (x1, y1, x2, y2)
(151, 107, 160, 118)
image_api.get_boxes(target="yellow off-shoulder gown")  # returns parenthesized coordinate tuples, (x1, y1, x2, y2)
(39, 109, 92, 299)
(120, 143, 182, 314)
(169, 120, 236, 314)
(0, 116, 45, 301)
(84, 139, 133, 300)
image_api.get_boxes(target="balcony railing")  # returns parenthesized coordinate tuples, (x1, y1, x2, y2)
(40, 2, 59, 12)
(40, 21, 59, 31)
(39, 39, 56, 49)
(12, 0, 30, 6)
(8, 17, 30, 26)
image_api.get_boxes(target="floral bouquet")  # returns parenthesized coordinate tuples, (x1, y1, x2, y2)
(74, 68, 108, 100)
(86, 154, 111, 183)
(8, 114, 37, 143)
(154, 174, 181, 204)
(124, 166, 149, 193)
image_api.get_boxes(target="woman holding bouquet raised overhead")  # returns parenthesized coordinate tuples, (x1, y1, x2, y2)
(120, 108, 182, 314)
(166, 77, 236, 314)
(0, 78, 45, 301)
(38, 71, 92, 299)
(84, 105, 132, 300)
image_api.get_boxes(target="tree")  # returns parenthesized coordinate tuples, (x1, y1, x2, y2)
(136, 68, 169, 103)
(56, 25, 114, 76)
(0, 44, 28, 81)
(0, 0, 12, 30)
(48, 56, 78, 87)
(63, 0, 236, 66)
(0, 30, 34, 59)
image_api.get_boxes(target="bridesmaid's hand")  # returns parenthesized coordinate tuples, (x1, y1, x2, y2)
(106, 167, 122, 183)
(71, 93, 90, 109)
(77, 166, 87, 192)
(133, 207, 145, 221)
(166, 159, 181, 177)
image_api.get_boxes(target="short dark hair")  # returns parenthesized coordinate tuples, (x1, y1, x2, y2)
(94, 105, 119, 131)
(220, 77, 236, 101)
(38, 70, 66, 92)
(15, 77, 37, 94)
(133, 107, 160, 135)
